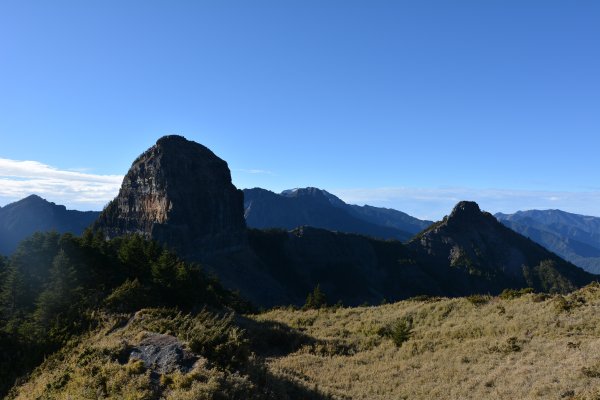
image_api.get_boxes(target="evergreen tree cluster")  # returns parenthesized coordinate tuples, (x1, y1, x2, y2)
(0, 230, 249, 396)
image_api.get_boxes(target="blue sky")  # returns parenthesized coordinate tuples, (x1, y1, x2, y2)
(1, 1, 599, 219)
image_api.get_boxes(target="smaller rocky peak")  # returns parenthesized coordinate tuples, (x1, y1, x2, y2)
(448, 201, 483, 220)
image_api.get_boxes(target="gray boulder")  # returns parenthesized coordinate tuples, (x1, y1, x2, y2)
(129, 332, 199, 374)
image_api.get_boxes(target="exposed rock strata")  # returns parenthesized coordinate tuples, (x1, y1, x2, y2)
(94, 135, 246, 257)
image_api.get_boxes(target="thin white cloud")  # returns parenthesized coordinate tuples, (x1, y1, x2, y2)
(2, 158, 598, 220)
(0, 158, 123, 209)
(330, 187, 600, 221)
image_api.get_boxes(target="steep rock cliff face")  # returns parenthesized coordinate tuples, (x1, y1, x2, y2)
(94, 135, 246, 257)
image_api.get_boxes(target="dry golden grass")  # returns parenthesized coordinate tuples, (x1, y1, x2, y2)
(10, 284, 600, 399)
(255, 285, 600, 400)
(8, 311, 256, 400)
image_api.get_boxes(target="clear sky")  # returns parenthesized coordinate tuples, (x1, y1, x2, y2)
(1, 1, 599, 220)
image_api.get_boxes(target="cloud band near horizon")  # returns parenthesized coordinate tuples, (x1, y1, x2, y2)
(0, 158, 123, 210)
(1, 157, 599, 220)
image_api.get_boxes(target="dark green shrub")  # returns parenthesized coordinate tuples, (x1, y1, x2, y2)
(407, 295, 432, 302)
(379, 316, 413, 347)
(505, 336, 521, 352)
(103, 279, 153, 312)
(582, 364, 600, 378)
(487, 337, 523, 354)
(554, 294, 586, 313)
(467, 294, 491, 306)
(187, 311, 249, 369)
(499, 288, 534, 300)
(554, 295, 570, 312)
(532, 293, 551, 302)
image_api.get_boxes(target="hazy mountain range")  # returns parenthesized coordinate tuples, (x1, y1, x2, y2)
(2, 183, 600, 283)
(243, 187, 432, 241)
(496, 210, 600, 274)
(0, 194, 99, 255)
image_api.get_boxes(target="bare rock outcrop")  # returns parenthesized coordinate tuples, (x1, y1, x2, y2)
(94, 135, 246, 257)
(129, 332, 199, 374)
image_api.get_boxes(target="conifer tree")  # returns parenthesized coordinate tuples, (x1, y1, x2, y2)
(34, 250, 79, 333)
(303, 284, 327, 309)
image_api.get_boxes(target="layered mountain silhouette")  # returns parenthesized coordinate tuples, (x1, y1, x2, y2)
(0, 195, 100, 255)
(92, 135, 596, 306)
(496, 210, 600, 274)
(244, 187, 431, 241)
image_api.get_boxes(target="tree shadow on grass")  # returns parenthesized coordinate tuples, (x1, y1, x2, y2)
(248, 361, 340, 400)
(237, 315, 317, 357)
(237, 316, 342, 399)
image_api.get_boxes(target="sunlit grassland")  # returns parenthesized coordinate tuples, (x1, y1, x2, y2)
(256, 285, 600, 399)
(10, 284, 600, 399)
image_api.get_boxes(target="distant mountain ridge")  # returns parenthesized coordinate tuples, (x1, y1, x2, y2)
(0, 195, 100, 255)
(2, 137, 596, 308)
(95, 136, 595, 307)
(243, 187, 432, 241)
(496, 209, 600, 274)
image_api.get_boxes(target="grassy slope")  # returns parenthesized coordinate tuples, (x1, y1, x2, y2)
(258, 286, 600, 400)
(10, 285, 600, 399)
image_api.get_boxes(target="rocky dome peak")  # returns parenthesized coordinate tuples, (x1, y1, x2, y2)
(156, 134, 188, 145)
(94, 135, 246, 257)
